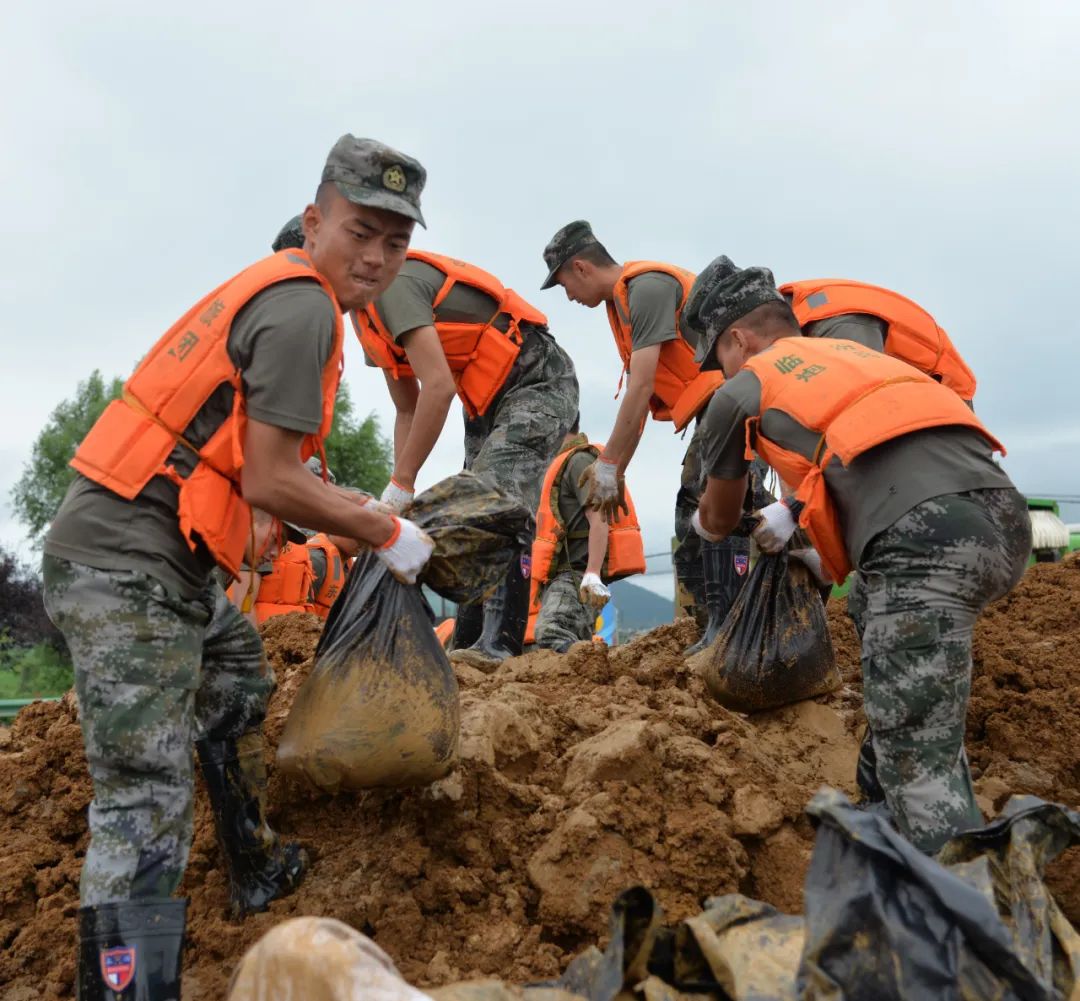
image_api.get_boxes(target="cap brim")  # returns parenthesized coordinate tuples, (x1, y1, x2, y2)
(283, 522, 311, 544)
(694, 332, 723, 372)
(334, 182, 426, 228)
(540, 263, 563, 291)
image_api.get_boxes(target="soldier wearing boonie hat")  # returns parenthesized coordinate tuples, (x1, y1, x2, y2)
(44, 133, 435, 1000)
(688, 257, 1028, 856)
(539, 221, 751, 656)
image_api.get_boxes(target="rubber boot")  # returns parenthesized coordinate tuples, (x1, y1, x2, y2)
(855, 728, 887, 804)
(195, 731, 307, 917)
(449, 601, 484, 652)
(78, 897, 186, 1001)
(683, 537, 751, 656)
(450, 557, 530, 670)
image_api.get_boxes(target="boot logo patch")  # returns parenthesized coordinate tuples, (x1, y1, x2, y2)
(100, 947, 136, 991)
(520, 553, 532, 579)
(734, 554, 749, 576)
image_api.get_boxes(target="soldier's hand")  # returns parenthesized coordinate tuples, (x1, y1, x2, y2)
(789, 548, 832, 586)
(380, 476, 415, 513)
(579, 572, 611, 611)
(578, 456, 628, 524)
(375, 516, 434, 585)
(752, 500, 797, 554)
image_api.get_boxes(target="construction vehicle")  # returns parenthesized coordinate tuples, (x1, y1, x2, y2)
(1027, 497, 1072, 563)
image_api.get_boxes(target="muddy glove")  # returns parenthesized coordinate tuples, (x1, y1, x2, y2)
(789, 548, 832, 586)
(375, 516, 434, 585)
(579, 572, 611, 611)
(578, 456, 627, 523)
(357, 494, 396, 517)
(752, 499, 798, 554)
(380, 476, 414, 513)
(691, 509, 724, 543)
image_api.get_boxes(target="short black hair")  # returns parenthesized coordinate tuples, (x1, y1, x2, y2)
(737, 300, 801, 336)
(315, 180, 338, 208)
(572, 242, 617, 269)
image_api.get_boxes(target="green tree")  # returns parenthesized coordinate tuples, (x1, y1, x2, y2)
(324, 381, 394, 493)
(11, 370, 123, 543)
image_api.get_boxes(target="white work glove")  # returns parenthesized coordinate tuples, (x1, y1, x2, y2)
(579, 572, 611, 611)
(752, 499, 798, 554)
(380, 476, 415, 513)
(578, 456, 627, 523)
(789, 548, 833, 586)
(375, 516, 434, 585)
(691, 509, 724, 543)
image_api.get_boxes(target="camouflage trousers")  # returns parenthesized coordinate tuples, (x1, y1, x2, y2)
(464, 326, 579, 517)
(42, 555, 273, 905)
(673, 419, 771, 623)
(533, 570, 594, 652)
(855, 488, 1031, 853)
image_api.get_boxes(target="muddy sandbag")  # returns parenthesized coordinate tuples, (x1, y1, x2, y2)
(798, 788, 1076, 1001)
(277, 550, 459, 791)
(700, 552, 840, 713)
(408, 471, 534, 605)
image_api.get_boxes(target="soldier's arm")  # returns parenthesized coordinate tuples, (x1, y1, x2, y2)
(699, 474, 750, 539)
(383, 369, 419, 466)
(242, 420, 396, 546)
(584, 507, 610, 579)
(602, 343, 661, 469)
(697, 375, 757, 537)
(389, 326, 458, 490)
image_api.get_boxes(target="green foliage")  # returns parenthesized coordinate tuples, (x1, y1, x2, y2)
(11, 370, 123, 542)
(0, 640, 73, 699)
(323, 381, 393, 494)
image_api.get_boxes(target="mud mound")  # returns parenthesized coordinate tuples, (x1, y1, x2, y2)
(3, 556, 1078, 999)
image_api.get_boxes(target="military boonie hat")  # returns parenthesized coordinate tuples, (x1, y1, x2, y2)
(541, 219, 601, 290)
(322, 134, 427, 228)
(271, 215, 304, 252)
(691, 259, 784, 372)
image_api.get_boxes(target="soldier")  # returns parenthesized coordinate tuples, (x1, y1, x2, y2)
(42, 135, 433, 1000)
(353, 243, 579, 667)
(540, 221, 756, 655)
(525, 417, 646, 652)
(689, 257, 1030, 853)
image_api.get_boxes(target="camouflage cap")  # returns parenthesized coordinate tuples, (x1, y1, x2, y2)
(322, 134, 426, 228)
(692, 260, 784, 371)
(541, 219, 600, 289)
(682, 256, 740, 337)
(271, 215, 304, 253)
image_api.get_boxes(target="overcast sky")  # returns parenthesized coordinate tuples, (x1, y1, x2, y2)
(2, 2, 1078, 598)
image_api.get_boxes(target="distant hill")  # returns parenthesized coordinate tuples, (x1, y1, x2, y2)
(610, 579, 673, 634)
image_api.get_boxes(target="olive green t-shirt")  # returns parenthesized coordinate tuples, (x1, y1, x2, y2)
(699, 361, 1012, 564)
(553, 443, 598, 572)
(608, 271, 686, 351)
(803, 312, 887, 351)
(363, 259, 519, 364)
(45, 279, 337, 600)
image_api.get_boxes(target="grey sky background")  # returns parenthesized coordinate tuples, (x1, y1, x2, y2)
(2, 2, 1078, 598)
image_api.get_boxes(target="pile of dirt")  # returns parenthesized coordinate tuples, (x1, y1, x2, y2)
(2, 558, 1078, 999)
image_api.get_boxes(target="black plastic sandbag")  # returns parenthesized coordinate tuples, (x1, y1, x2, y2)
(408, 470, 534, 605)
(277, 550, 459, 792)
(701, 552, 840, 712)
(798, 788, 1080, 1001)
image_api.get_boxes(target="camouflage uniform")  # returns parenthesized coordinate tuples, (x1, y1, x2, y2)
(42, 555, 273, 904)
(533, 569, 594, 651)
(856, 488, 1031, 852)
(463, 326, 579, 517)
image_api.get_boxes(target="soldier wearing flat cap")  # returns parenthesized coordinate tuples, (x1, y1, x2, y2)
(686, 256, 1029, 857)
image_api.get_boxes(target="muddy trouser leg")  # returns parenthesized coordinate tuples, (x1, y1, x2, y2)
(673, 427, 706, 623)
(857, 488, 1032, 853)
(534, 570, 593, 652)
(41, 555, 209, 906)
(463, 333, 579, 655)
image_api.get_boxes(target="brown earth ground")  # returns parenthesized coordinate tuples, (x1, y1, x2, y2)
(2, 557, 1079, 999)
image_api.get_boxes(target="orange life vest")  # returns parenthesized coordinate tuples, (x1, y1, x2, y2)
(306, 533, 350, 619)
(254, 542, 315, 624)
(607, 261, 726, 431)
(354, 250, 548, 418)
(741, 338, 1004, 583)
(524, 441, 646, 644)
(70, 251, 344, 577)
(780, 279, 977, 402)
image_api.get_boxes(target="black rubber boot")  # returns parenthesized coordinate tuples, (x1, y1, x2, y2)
(683, 537, 751, 656)
(450, 601, 484, 652)
(78, 898, 186, 1001)
(451, 556, 530, 669)
(195, 731, 307, 917)
(856, 728, 888, 804)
